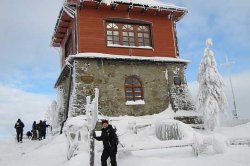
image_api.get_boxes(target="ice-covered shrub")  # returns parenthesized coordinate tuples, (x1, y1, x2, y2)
(211, 134, 228, 153)
(192, 133, 228, 156)
(155, 119, 194, 140)
(64, 116, 89, 160)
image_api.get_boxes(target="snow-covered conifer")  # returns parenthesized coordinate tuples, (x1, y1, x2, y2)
(196, 38, 227, 131)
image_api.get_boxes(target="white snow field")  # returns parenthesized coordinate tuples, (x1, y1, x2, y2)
(1, 117, 250, 166)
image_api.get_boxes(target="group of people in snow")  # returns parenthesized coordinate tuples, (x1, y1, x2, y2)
(15, 118, 118, 166)
(14, 119, 50, 143)
(31, 120, 50, 140)
(93, 119, 118, 166)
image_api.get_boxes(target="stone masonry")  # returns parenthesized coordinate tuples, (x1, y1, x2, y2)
(58, 57, 192, 117)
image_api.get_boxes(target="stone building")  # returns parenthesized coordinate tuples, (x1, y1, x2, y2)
(51, 0, 199, 124)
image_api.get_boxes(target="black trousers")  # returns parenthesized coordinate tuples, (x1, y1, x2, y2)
(101, 148, 117, 166)
(16, 131, 23, 142)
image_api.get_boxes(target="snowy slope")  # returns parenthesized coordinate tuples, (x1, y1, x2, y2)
(1, 119, 250, 166)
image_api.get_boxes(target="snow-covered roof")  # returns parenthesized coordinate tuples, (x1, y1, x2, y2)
(67, 53, 191, 63)
(100, 0, 187, 11)
(64, 0, 187, 11)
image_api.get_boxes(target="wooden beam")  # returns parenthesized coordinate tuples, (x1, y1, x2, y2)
(168, 12, 174, 20)
(154, 9, 160, 16)
(96, 2, 101, 9)
(141, 6, 148, 14)
(57, 26, 67, 33)
(111, 3, 117, 10)
(58, 25, 68, 29)
(127, 4, 133, 12)
(61, 20, 71, 23)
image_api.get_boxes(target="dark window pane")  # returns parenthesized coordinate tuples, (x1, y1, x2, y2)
(123, 42, 129, 45)
(129, 37, 135, 42)
(107, 36, 113, 40)
(138, 33, 143, 37)
(114, 41, 120, 45)
(134, 88, 141, 92)
(145, 39, 150, 43)
(126, 92, 133, 97)
(126, 88, 133, 92)
(114, 36, 119, 41)
(123, 37, 128, 41)
(123, 32, 128, 36)
(126, 97, 133, 101)
(174, 77, 181, 85)
(130, 42, 135, 46)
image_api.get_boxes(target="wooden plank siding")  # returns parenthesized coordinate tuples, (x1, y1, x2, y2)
(77, 6, 177, 58)
(60, 21, 74, 68)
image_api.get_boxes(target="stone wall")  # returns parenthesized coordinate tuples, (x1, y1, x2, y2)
(59, 57, 188, 117)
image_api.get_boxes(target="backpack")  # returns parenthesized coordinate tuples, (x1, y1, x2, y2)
(113, 127, 119, 146)
(107, 126, 119, 147)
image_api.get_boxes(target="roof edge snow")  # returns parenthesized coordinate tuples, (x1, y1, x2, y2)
(54, 53, 191, 87)
(67, 53, 191, 63)
(98, 0, 187, 11)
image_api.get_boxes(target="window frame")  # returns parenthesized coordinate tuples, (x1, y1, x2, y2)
(106, 23, 120, 46)
(105, 19, 153, 49)
(124, 76, 144, 101)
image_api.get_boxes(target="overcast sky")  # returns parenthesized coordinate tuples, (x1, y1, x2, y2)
(0, 0, 250, 139)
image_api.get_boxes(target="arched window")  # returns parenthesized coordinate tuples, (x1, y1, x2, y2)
(106, 23, 120, 45)
(122, 24, 135, 46)
(125, 76, 143, 101)
(137, 25, 151, 46)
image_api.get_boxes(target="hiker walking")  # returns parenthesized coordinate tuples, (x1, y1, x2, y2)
(93, 119, 118, 166)
(14, 119, 25, 143)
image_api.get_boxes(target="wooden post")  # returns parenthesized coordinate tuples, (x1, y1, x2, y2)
(87, 88, 99, 166)
(89, 130, 95, 166)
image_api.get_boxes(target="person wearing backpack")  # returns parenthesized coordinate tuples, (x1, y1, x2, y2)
(93, 119, 118, 166)
(14, 119, 25, 143)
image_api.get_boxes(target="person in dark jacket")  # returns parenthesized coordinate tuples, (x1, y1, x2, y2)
(32, 121, 37, 140)
(41, 120, 49, 139)
(14, 119, 25, 143)
(37, 120, 43, 140)
(93, 119, 117, 166)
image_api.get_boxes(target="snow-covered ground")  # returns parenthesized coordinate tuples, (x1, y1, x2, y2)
(1, 118, 250, 166)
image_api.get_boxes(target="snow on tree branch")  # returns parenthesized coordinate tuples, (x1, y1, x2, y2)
(196, 38, 227, 131)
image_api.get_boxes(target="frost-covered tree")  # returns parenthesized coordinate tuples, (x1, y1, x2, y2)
(45, 100, 60, 131)
(196, 38, 227, 131)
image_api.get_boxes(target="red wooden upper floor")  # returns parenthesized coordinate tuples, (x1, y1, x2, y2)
(51, 0, 188, 67)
